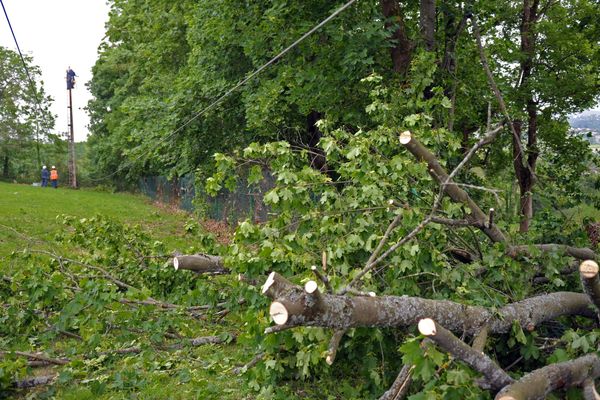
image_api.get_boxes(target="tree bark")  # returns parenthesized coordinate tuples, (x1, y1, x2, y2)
(514, 0, 540, 233)
(379, 364, 413, 400)
(262, 272, 596, 335)
(401, 132, 508, 244)
(583, 378, 600, 400)
(419, 0, 436, 51)
(580, 260, 600, 313)
(381, 0, 413, 75)
(418, 318, 513, 392)
(12, 375, 55, 389)
(173, 254, 228, 274)
(495, 353, 600, 400)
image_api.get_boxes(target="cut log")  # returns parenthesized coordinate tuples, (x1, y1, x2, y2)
(495, 353, 600, 400)
(580, 260, 600, 313)
(263, 272, 596, 336)
(173, 254, 228, 274)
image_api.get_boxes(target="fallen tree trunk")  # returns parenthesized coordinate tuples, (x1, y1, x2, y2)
(495, 353, 600, 400)
(172, 254, 228, 274)
(262, 272, 597, 336)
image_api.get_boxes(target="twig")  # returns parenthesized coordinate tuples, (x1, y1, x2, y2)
(0, 351, 70, 366)
(379, 364, 414, 400)
(232, 352, 266, 375)
(311, 265, 333, 294)
(325, 330, 346, 365)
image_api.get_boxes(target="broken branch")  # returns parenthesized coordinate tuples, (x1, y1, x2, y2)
(173, 254, 228, 274)
(495, 353, 600, 400)
(418, 318, 513, 392)
(264, 272, 596, 335)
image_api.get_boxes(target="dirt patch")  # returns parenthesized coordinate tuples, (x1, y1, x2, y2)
(200, 219, 234, 245)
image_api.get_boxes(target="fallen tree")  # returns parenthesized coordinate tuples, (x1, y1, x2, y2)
(262, 272, 596, 335)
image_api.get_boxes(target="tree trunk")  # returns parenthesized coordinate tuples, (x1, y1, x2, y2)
(381, 0, 413, 75)
(2, 153, 8, 178)
(306, 111, 327, 172)
(514, 0, 540, 233)
(419, 0, 436, 51)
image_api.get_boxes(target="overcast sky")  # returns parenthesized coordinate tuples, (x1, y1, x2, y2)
(0, 0, 109, 142)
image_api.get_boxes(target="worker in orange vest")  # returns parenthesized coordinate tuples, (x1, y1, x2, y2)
(50, 166, 58, 189)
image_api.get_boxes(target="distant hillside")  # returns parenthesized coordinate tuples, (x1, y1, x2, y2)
(570, 110, 600, 130)
(569, 110, 600, 145)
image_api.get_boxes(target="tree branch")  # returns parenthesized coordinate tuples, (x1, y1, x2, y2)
(172, 254, 228, 274)
(325, 329, 346, 365)
(418, 318, 513, 392)
(379, 364, 413, 400)
(495, 353, 600, 400)
(263, 272, 596, 335)
(583, 378, 600, 400)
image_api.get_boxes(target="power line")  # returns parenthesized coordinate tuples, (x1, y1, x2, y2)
(0, 0, 45, 168)
(91, 0, 359, 182)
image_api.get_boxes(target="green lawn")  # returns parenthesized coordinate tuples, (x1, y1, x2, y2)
(0, 182, 190, 260)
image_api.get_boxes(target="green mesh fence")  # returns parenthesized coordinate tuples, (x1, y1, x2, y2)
(139, 173, 273, 223)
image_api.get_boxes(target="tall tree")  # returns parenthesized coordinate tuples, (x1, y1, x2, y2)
(0, 46, 53, 181)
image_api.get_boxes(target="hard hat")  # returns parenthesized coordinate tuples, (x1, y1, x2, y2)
(42, 165, 46, 169)
(52, 166, 56, 169)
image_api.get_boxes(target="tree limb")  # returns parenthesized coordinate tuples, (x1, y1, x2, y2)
(379, 364, 414, 400)
(495, 353, 600, 400)
(172, 254, 228, 274)
(583, 378, 600, 400)
(12, 374, 55, 389)
(263, 272, 596, 335)
(418, 318, 513, 392)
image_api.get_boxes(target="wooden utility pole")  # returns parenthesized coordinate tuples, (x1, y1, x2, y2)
(66, 67, 77, 188)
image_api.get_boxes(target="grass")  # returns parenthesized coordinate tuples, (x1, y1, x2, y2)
(0, 182, 191, 260)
